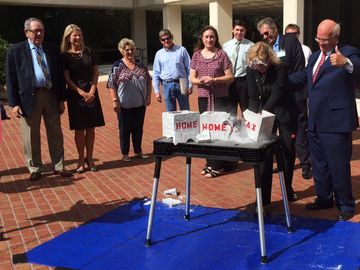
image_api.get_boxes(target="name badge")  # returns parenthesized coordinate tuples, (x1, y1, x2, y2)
(276, 50, 286, 58)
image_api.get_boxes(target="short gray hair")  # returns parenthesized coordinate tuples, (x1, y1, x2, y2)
(24, 17, 44, 30)
(158, 29, 173, 38)
(257, 17, 277, 32)
(333, 23, 341, 37)
(118, 38, 136, 52)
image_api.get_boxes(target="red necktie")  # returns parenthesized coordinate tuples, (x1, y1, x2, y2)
(312, 52, 326, 83)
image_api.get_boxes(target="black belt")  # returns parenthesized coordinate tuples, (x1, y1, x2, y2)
(163, 79, 179, 83)
(34, 86, 51, 91)
(234, 76, 247, 81)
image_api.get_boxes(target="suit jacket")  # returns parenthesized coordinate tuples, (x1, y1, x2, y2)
(290, 45, 360, 133)
(247, 63, 297, 130)
(6, 40, 66, 116)
(278, 33, 306, 101)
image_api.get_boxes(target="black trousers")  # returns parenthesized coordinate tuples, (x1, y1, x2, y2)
(117, 106, 146, 155)
(295, 98, 311, 168)
(228, 77, 248, 116)
(198, 97, 236, 171)
(261, 122, 297, 205)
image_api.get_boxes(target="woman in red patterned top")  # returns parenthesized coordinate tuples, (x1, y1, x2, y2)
(190, 25, 234, 178)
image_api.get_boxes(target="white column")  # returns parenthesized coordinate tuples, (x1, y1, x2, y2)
(283, 0, 305, 42)
(132, 8, 148, 65)
(209, 0, 232, 45)
(163, 5, 182, 45)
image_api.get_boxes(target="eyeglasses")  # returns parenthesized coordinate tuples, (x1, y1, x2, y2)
(28, 29, 44, 34)
(260, 31, 272, 37)
(160, 37, 172, 42)
(314, 36, 335, 44)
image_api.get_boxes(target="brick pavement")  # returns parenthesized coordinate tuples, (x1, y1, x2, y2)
(0, 81, 360, 269)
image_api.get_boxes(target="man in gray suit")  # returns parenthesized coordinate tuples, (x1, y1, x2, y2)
(6, 17, 72, 181)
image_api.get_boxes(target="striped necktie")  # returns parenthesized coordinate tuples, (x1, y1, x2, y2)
(312, 52, 326, 83)
(35, 47, 52, 89)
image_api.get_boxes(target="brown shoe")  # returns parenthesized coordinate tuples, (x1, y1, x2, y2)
(29, 172, 41, 181)
(54, 170, 73, 177)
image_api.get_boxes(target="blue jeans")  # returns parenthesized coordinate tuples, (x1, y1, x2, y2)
(162, 81, 190, 111)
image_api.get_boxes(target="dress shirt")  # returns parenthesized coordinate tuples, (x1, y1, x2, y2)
(312, 50, 354, 75)
(273, 35, 280, 52)
(152, 44, 191, 94)
(28, 40, 50, 88)
(302, 44, 312, 66)
(223, 38, 254, 77)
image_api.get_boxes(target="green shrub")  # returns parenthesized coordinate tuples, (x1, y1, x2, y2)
(0, 36, 10, 85)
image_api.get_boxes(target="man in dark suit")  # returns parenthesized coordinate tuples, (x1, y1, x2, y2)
(6, 17, 72, 181)
(257, 17, 306, 202)
(290, 19, 360, 221)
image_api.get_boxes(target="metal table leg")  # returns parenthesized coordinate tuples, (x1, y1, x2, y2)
(254, 164, 267, 264)
(274, 143, 293, 232)
(145, 156, 162, 246)
(184, 157, 191, 221)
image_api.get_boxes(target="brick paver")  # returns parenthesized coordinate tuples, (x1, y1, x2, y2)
(1, 81, 360, 269)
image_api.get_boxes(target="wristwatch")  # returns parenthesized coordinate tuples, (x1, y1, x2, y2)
(344, 58, 351, 68)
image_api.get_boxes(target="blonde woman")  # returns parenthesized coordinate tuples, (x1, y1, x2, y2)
(60, 24, 104, 173)
(247, 41, 298, 206)
(107, 38, 151, 162)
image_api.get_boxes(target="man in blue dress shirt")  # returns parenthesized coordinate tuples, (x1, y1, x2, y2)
(152, 29, 192, 111)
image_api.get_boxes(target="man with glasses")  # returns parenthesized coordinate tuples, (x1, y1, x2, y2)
(223, 19, 254, 117)
(290, 19, 360, 221)
(152, 29, 192, 111)
(257, 17, 305, 201)
(6, 17, 72, 181)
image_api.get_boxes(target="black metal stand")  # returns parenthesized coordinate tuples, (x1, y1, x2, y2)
(145, 136, 293, 263)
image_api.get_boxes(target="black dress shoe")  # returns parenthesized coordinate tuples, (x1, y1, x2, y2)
(54, 170, 73, 177)
(338, 211, 354, 221)
(29, 172, 41, 181)
(305, 199, 334, 211)
(302, 167, 313, 179)
(288, 193, 298, 202)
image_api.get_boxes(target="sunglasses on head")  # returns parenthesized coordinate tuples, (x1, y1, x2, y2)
(249, 58, 268, 69)
(160, 36, 172, 42)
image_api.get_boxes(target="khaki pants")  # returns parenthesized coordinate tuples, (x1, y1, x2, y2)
(21, 90, 64, 173)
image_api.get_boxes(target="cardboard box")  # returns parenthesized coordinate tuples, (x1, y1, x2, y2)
(162, 111, 200, 144)
(243, 109, 275, 141)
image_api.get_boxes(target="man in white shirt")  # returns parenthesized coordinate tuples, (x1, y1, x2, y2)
(285, 23, 313, 180)
(285, 24, 312, 66)
(223, 20, 254, 117)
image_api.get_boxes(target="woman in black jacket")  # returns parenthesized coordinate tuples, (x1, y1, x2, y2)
(246, 41, 298, 206)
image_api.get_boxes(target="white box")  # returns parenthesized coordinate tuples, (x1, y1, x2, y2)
(243, 109, 275, 141)
(162, 110, 200, 144)
(199, 111, 232, 141)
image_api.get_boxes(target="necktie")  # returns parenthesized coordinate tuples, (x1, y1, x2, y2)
(312, 52, 326, 83)
(231, 41, 240, 73)
(35, 47, 52, 89)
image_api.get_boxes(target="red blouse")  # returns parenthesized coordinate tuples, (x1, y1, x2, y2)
(190, 49, 232, 98)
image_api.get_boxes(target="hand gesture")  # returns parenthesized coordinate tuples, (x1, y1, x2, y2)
(330, 46, 347, 67)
